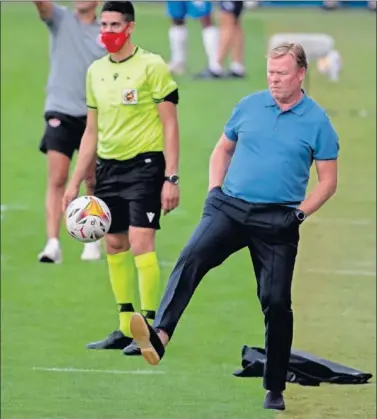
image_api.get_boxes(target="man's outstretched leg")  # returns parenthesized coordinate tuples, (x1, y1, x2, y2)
(130, 191, 246, 364)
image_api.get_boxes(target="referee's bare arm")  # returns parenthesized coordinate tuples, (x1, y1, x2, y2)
(158, 100, 179, 177)
(32, 1, 53, 20)
(158, 96, 180, 215)
(62, 110, 98, 210)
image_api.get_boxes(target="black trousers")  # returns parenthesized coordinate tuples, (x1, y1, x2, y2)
(154, 187, 301, 391)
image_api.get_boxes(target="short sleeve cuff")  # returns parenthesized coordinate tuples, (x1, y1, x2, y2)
(224, 128, 237, 142)
(152, 82, 178, 103)
(314, 154, 338, 160)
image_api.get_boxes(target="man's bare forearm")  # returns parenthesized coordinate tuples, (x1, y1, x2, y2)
(298, 181, 337, 216)
(208, 147, 233, 191)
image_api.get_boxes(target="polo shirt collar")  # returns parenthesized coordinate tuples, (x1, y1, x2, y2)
(265, 89, 309, 115)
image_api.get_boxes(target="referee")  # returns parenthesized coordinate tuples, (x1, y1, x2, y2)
(63, 1, 180, 352)
(130, 43, 339, 411)
(34, 1, 106, 263)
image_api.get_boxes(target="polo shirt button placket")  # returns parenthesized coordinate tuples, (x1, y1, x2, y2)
(274, 113, 281, 131)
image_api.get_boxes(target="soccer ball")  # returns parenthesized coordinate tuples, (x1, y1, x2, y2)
(65, 196, 111, 243)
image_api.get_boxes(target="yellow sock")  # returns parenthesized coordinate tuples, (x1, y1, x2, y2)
(135, 252, 161, 325)
(107, 251, 136, 337)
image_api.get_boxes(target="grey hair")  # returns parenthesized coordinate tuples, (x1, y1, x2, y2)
(267, 42, 308, 70)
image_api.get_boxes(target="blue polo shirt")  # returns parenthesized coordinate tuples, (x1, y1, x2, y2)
(222, 90, 339, 205)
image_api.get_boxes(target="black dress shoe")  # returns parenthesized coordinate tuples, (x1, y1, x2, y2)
(228, 70, 246, 78)
(263, 391, 286, 411)
(194, 68, 223, 79)
(123, 339, 141, 356)
(86, 330, 132, 350)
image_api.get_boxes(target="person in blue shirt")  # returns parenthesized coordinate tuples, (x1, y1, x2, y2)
(127, 42, 339, 411)
(166, 1, 218, 76)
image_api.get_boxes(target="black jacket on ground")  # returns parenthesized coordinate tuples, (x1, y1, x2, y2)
(233, 346, 373, 386)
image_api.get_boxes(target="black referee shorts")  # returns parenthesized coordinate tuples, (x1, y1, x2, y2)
(39, 111, 86, 159)
(94, 152, 166, 234)
(219, 1, 244, 19)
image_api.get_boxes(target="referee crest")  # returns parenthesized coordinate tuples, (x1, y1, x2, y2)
(122, 89, 138, 105)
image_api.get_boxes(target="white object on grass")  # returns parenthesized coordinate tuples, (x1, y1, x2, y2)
(268, 33, 342, 82)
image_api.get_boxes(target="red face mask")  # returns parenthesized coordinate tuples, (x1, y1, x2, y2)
(101, 30, 129, 53)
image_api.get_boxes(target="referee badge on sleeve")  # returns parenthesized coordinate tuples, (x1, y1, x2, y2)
(122, 89, 138, 105)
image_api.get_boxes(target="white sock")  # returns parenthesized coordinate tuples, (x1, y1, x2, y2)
(84, 241, 100, 248)
(230, 61, 245, 75)
(327, 49, 342, 82)
(47, 238, 59, 248)
(169, 25, 188, 67)
(202, 26, 221, 74)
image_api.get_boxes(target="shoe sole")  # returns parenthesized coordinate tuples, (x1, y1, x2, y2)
(39, 256, 62, 264)
(263, 405, 285, 411)
(86, 344, 125, 350)
(130, 313, 161, 366)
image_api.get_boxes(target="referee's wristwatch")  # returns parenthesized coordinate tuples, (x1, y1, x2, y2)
(294, 209, 307, 223)
(165, 175, 180, 185)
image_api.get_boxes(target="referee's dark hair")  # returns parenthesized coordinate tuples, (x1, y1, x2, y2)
(102, 1, 135, 22)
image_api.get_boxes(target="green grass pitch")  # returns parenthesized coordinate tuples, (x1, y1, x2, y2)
(1, 3, 376, 419)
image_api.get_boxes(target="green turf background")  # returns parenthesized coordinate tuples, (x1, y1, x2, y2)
(1, 3, 376, 419)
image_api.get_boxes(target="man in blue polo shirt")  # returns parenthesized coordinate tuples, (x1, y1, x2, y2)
(129, 42, 339, 411)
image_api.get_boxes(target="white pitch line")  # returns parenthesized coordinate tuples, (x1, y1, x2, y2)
(307, 217, 373, 226)
(351, 260, 376, 268)
(32, 367, 165, 375)
(1, 204, 29, 220)
(0, 204, 29, 212)
(305, 268, 376, 277)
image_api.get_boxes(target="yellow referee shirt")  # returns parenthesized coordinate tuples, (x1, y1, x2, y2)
(86, 47, 178, 161)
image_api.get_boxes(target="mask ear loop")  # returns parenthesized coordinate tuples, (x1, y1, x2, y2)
(123, 22, 132, 42)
